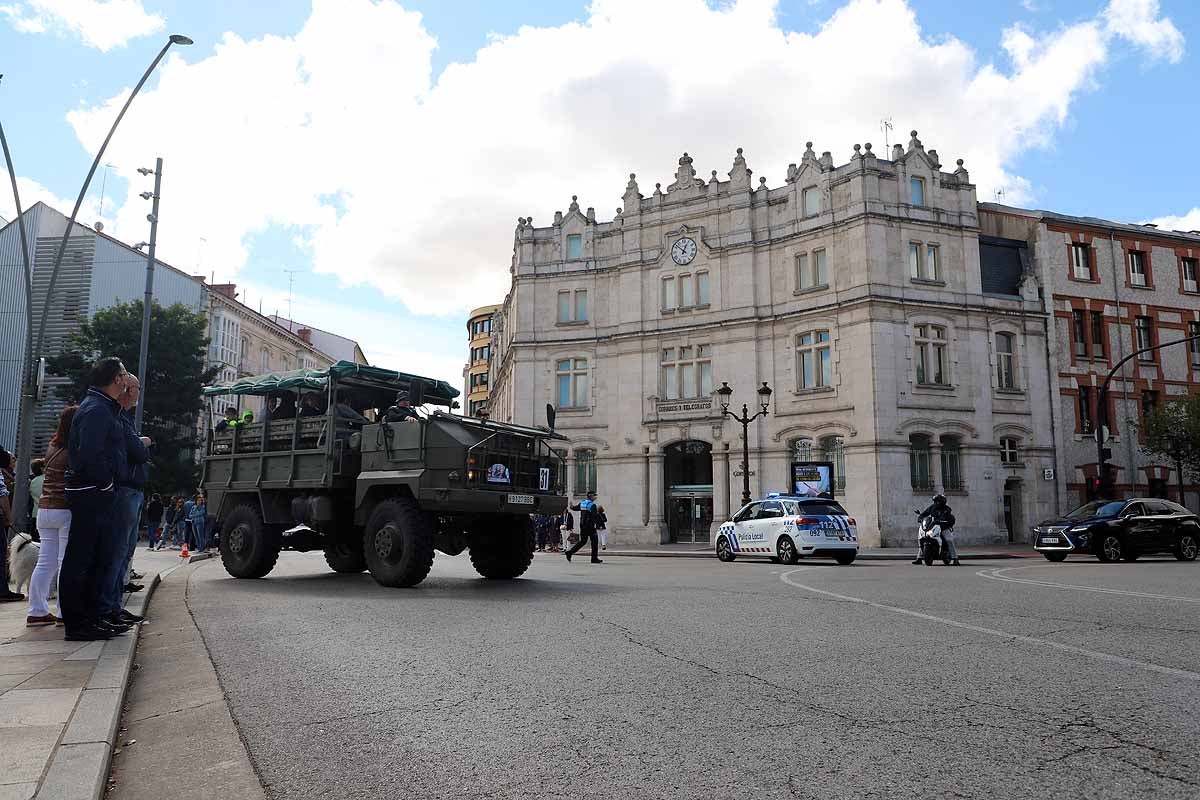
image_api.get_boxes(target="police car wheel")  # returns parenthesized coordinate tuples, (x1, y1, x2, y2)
(833, 551, 856, 566)
(716, 536, 735, 562)
(777, 536, 798, 565)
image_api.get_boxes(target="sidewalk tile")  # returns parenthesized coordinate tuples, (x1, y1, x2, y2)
(0, 655, 65, 677)
(63, 641, 104, 661)
(0, 688, 81, 728)
(35, 742, 107, 800)
(14, 661, 94, 690)
(0, 725, 62, 784)
(0, 641, 84, 657)
(0, 783, 36, 800)
(0, 674, 35, 692)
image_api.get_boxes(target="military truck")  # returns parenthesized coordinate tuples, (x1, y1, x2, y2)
(200, 361, 568, 588)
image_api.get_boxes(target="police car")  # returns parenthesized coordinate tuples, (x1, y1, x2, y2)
(715, 494, 858, 565)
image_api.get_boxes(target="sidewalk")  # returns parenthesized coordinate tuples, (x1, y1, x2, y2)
(0, 546, 214, 800)
(591, 542, 1037, 559)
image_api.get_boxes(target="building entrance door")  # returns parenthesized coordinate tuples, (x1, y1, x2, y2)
(1003, 478, 1022, 543)
(664, 441, 713, 543)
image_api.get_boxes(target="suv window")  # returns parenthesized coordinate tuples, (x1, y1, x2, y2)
(734, 503, 760, 523)
(759, 501, 785, 518)
(1123, 503, 1146, 518)
(1160, 500, 1191, 515)
(1144, 501, 1174, 516)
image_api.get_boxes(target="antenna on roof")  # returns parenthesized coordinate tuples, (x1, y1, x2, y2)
(283, 269, 301, 326)
(994, 188, 1005, 202)
(880, 118, 893, 151)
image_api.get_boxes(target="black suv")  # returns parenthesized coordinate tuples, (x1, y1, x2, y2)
(1033, 498, 1200, 563)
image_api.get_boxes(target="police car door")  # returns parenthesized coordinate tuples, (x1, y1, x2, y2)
(757, 500, 786, 554)
(731, 502, 763, 553)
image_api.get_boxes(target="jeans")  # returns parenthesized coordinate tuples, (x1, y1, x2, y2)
(60, 489, 118, 629)
(120, 490, 144, 583)
(28, 508, 71, 617)
(100, 487, 142, 617)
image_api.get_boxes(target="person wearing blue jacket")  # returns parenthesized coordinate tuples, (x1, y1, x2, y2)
(59, 357, 132, 641)
(99, 374, 151, 628)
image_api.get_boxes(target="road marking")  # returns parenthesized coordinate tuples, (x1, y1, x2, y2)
(976, 566, 1200, 604)
(779, 568, 1200, 682)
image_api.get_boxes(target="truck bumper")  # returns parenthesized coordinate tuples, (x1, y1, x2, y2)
(418, 488, 568, 516)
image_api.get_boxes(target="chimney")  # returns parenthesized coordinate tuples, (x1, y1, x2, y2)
(209, 283, 237, 299)
(296, 327, 313, 344)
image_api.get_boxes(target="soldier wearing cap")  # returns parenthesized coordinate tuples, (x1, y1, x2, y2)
(385, 390, 419, 424)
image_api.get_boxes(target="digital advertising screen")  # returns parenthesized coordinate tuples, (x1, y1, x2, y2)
(791, 461, 834, 499)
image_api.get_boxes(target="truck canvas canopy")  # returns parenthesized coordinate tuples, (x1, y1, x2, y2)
(202, 359, 460, 406)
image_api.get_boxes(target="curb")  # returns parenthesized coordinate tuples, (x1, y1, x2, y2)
(36, 572, 162, 800)
(591, 550, 1029, 560)
(188, 551, 215, 564)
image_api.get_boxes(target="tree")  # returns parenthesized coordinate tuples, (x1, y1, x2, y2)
(47, 300, 219, 493)
(1141, 395, 1200, 508)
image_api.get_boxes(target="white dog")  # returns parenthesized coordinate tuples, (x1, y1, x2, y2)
(7, 531, 49, 596)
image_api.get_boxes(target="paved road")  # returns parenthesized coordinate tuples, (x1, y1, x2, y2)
(184, 550, 1200, 799)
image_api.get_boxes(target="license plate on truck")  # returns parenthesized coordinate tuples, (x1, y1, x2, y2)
(507, 494, 534, 505)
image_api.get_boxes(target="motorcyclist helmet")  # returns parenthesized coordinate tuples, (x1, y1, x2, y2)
(932, 494, 947, 505)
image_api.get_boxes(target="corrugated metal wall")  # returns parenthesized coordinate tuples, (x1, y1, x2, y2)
(89, 236, 204, 318)
(0, 205, 42, 450)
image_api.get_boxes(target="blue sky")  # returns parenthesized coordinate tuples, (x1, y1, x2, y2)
(1, 0, 1197, 381)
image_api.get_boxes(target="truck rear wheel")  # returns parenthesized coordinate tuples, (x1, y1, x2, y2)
(363, 498, 435, 587)
(324, 527, 367, 573)
(219, 503, 282, 579)
(468, 515, 535, 579)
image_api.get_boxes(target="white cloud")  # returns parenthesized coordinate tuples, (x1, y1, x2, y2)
(1149, 208, 1200, 234)
(62, 0, 1186, 327)
(0, 175, 102, 227)
(0, 0, 164, 51)
(1103, 0, 1184, 63)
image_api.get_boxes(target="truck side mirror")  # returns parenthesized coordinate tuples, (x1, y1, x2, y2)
(408, 379, 427, 407)
(546, 403, 556, 431)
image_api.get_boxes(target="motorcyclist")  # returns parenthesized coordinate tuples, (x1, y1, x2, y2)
(913, 494, 959, 566)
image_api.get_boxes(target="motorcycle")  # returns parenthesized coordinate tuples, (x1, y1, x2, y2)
(915, 511, 952, 566)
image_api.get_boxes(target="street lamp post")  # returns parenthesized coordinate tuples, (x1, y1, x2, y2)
(7, 34, 192, 533)
(1094, 333, 1200, 499)
(717, 381, 773, 507)
(133, 158, 163, 432)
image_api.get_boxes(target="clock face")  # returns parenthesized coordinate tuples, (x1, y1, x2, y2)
(671, 237, 698, 265)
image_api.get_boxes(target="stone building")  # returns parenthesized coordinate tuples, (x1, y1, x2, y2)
(980, 204, 1200, 510)
(464, 304, 500, 417)
(491, 133, 1059, 547)
(204, 284, 335, 420)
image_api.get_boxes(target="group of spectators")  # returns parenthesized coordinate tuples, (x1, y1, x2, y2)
(0, 357, 162, 642)
(145, 491, 210, 552)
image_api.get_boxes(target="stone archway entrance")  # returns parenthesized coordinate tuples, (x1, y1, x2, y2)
(664, 441, 713, 543)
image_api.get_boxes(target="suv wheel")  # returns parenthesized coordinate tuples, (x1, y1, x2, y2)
(324, 527, 367, 573)
(219, 503, 282, 579)
(468, 515, 536, 579)
(716, 536, 735, 562)
(777, 535, 799, 565)
(1096, 533, 1123, 563)
(363, 497, 436, 587)
(1042, 551, 1068, 562)
(1175, 532, 1199, 562)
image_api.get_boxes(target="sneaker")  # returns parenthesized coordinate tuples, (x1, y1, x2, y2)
(123, 582, 145, 593)
(565, 551, 572, 562)
(130, 571, 144, 580)
(911, 559, 922, 565)
(26, 614, 57, 627)
(114, 609, 144, 623)
(65, 625, 114, 642)
(591, 558, 603, 563)
(952, 559, 961, 566)
(602, 545, 607, 550)
(0, 589, 25, 603)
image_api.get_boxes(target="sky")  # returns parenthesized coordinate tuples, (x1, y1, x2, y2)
(1, 0, 1197, 384)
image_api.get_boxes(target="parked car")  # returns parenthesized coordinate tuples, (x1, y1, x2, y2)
(715, 494, 858, 565)
(1032, 498, 1200, 563)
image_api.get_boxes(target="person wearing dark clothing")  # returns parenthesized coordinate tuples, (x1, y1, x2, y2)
(565, 492, 602, 563)
(273, 394, 298, 420)
(145, 494, 164, 550)
(59, 357, 133, 640)
(914, 494, 958, 566)
(299, 393, 324, 417)
(214, 407, 238, 432)
(384, 390, 419, 424)
(100, 375, 150, 626)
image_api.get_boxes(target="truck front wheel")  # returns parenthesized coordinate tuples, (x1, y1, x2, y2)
(219, 503, 282, 579)
(363, 498, 435, 588)
(468, 515, 535, 579)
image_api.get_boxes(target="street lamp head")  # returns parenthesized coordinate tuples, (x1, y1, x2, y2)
(133, 242, 148, 251)
(716, 381, 732, 412)
(139, 191, 154, 200)
(169, 34, 194, 45)
(137, 167, 154, 176)
(757, 381, 772, 411)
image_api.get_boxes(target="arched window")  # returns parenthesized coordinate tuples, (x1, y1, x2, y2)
(940, 435, 963, 491)
(574, 448, 597, 495)
(818, 435, 847, 491)
(996, 332, 1016, 389)
(790, 437, 813, 461)
(910, 435, 933, 490)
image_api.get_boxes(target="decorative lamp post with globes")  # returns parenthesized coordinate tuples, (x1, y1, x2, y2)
(716, 380, 772, 507)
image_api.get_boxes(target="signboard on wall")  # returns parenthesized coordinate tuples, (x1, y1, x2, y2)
(791, 461, 834, 499)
